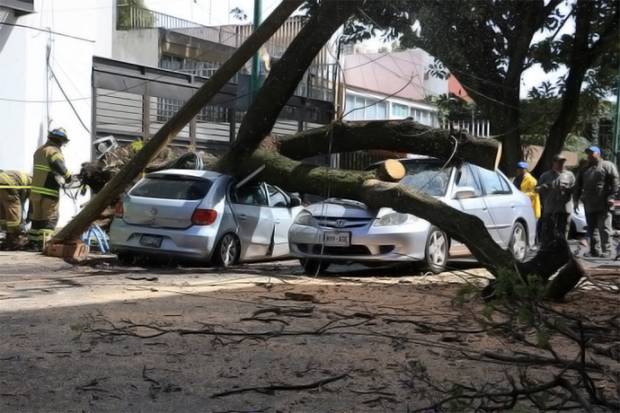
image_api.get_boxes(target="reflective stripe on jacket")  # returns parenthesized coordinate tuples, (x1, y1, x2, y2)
(31, 142, 70, 199)
(0, 170, 31, 200)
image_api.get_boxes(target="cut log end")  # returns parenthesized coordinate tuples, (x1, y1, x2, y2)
(375, 159, 406, 182)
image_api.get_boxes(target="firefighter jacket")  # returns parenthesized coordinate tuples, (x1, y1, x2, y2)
(0, 170, 31, 201)
(32, 142, 71, 199)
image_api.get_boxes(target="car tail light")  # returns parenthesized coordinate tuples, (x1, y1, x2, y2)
(192, 208, 217, 225)
(114, 201, 124, 218)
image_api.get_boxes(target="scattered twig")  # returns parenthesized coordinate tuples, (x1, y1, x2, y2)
(210, 373, 348, 398)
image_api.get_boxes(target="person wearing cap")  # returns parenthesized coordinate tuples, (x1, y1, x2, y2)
(536, 154, 575, 247)
(513, 161, 541, 219)
(573, 145, 619, 258)
(28, 128, 73, 248)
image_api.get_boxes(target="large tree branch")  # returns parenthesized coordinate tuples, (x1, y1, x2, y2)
(274, 120, 502, 170)
(219, 150, 515, 275)
(231, 0, 361, 155)
(52, 0, 304, 243)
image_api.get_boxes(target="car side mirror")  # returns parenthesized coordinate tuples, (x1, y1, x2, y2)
(454, 186, 478, 199)
(290, 196, 302, 207)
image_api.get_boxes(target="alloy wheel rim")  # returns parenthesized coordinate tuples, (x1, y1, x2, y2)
(221, 235, 236, 266)
(429, 231, 447, 265)
(512, 226, 526, 260)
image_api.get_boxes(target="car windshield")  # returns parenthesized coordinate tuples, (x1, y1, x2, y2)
(399, 161, 451, 196)
(130, 175, 213, 200)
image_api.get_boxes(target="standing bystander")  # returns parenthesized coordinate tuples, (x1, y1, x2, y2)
(536, 154, 575, 247)
(514, 161, 541, 219)
(573, 146, 619, 258)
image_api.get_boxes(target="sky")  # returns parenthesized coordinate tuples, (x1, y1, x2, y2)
(143, 0, 576, 99)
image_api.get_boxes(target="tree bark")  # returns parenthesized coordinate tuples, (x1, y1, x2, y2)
(231, 0, 362, 155)
(544, 255, 586, 301)
(275, 120, 502, 170)
(218, 150, 515, 275)
(52, 0, 304, 243)
(477, 96, 521, 175)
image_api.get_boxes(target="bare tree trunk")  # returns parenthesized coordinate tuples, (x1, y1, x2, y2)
(218, 149, 515, 275)
(230, 0, 362, 155)
(52, 0, 304, 243)
(532, 1, 594, 178)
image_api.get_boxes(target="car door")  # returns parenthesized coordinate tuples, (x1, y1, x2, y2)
(448, 164, 498, 246)
(265, 183, 300, 257)
(229, 183, 274, 259)
(475, 166, 515, 247)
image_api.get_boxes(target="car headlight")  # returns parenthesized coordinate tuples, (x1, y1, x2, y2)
(373, 212, 417, 227)
(294, 210, 318, 227)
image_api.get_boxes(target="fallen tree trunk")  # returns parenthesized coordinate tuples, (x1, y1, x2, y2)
(275, 120, 502, 171)
(218, 149, 514, 275)
(52, 0, 304, 243)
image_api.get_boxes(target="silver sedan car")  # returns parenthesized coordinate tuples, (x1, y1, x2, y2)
(288, 158, 536, 274)
(110, 169, 303, 266)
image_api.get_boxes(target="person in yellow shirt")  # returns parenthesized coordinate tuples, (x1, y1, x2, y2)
(514, 161, 541, 219)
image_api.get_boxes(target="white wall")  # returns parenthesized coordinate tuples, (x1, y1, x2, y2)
(111, 28, 159, 67)
(0, 0, 114, 225)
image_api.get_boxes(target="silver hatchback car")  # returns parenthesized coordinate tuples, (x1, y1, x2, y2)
(288, 158, 536, 273)
(110, 169, 303, 266)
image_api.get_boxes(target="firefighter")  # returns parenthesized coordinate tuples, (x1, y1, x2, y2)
(0, 170, 31, 249)
(28, 128, 72, 248)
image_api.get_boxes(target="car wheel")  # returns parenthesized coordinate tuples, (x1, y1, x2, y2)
(117, 252, 135, 265)
(424, 227, 448, 274)
(509, 222, 528, 262)
(300, 258, 329, 275)
(214, 233, 240, 268)
(568, 221, 577, 239)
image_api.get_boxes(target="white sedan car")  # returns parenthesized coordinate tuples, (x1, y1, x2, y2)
(288, 158, 536, 274)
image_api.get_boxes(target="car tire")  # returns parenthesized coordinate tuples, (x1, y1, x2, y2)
(300, 258, 329, 275)
(117, 252, 135, 265)
(214, 233, 240, 268)
(424, 227, 448, 274)
(568, 221, 577, 239)
(509, 222, 528, 262)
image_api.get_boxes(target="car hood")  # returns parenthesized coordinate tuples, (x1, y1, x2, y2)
(305, 198, 375, 219)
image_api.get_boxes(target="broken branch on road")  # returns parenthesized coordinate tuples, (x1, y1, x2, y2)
(210, 373, 348, 398)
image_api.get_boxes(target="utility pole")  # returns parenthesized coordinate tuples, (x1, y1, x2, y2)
(613, 75, 620, 168)
(250, 0, 262, 102)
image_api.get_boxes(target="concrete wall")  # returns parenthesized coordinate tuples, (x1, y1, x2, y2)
(112, 28, 159, 67)
(0, 0, 114, 225)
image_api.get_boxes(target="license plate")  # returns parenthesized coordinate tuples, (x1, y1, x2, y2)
(140, 235, 163, 248)
(323, 231, 350, 247)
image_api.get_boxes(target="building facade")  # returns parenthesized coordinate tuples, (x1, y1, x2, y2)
(341, 49, 444, 127)
(0, 0, 334, 225)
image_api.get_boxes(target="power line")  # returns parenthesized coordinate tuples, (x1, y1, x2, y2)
(48, 66, 91, 134)
(0, 22, 95, 43)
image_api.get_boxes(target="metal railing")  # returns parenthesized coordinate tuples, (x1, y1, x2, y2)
(116, 4, 236, 44)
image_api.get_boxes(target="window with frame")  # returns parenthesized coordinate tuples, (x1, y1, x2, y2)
(477, 167, 512, 195)
(344, 94, 387, 121)
(231, 184, 268, 206)
(392, 103, 408, 118)
(455, 165, 481, 196)
(266, 184, 289, 207)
